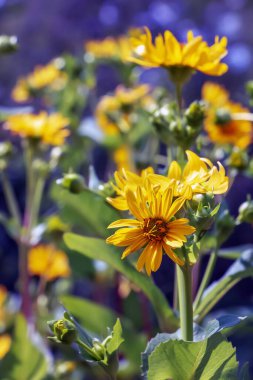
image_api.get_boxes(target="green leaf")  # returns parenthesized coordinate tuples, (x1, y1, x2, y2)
(0, 314, 47, 380)
(61, 295, 146, 368)
(194, 249, 253, 322)
(106, 319, 124, 355)
(51, 185, 120, 238)
(147, 333, 238, 380)
(217, 245, 253, 260)
(64, 234, 178, 331)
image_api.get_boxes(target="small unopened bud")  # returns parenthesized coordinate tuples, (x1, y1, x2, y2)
(92, 339, 107, 361)
(33, 159, 49, 177)
(48, 318, 78, 344)
(238, 198, 253, 224)
(215, 108, 232, 125)
(57, 173, 85, 194)
(0, 142, 13, 159)
(0, 35, 18, 54)
(227, 149, 249, 170)
(185, 101, 205, 127)
(216, 209, 235, 245)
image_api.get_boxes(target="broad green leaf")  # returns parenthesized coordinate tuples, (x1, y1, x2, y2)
(0, 314, 47, 380)
(194, 249, 253, 322)
(106, 319, 124, 355)
(64, 234, 178, 331)
(147, 333, 238, 380)
(51, 185, 120, 238)
(61, 295, 146, 368)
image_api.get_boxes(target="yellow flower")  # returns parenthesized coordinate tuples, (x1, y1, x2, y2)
(128, 28, 228, 78)
(85, 35, 132, 62)
(28, 245, 71, 281)
(107, 183, 195, 275)
(150, 150, 229, 199)
(95, 84, 151, 136)
(107, 167, 154, 210)
(12, 62, 67, 102)
(4, 112, 69, 146)
(202, 82, 252, 148)
(0, 334, 11, 359)
(0, 286, 7, 326)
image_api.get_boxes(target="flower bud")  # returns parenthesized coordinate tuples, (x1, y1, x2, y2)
(150, 103, 177, 145)
(48, 318, 78, 344)
(237, 198, 253, 224)
(0, 35, 18, 54)
(57, 173, 85, 194)
(215, 108, 232, 125)
(227, 149, 249, 170)
(185, 101, 205, 127)
(216, 209, 235, 245)
(92, 339, 107, 361)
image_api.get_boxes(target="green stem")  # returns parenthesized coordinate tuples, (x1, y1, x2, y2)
(0, 170, 21, 228)
(76, 338, 101, 361)
(177, 263, 193, 341)
(175, 82, 183, 113)
(193, 248, 218, 311)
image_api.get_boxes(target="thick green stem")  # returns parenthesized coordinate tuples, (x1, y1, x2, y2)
(175, 82, 183, 113)
(193, 248, 218, 311)
(177, 263, 193, 341)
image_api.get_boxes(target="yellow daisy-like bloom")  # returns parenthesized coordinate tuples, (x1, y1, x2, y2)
(107, 183, 195, 275)
(28, 245, 71, 281)
(0, 334, 11, 359)
(113, 145, 135, 171)
(107, 150, 228, 210)
(4, 112, 69, 146)
(150, 150, 229, 199)
(128, 28, 228, 77)
(85, 36, 132, 62)
(12, 62, 67, 102)
(95, 84, 151, 136)
(107, 167, 154, 210)
(202, 82, 252, 148)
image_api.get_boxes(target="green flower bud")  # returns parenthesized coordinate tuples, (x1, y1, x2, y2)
(0, 35, 18, 54)
(215, 108, 232, 125)
(33, 159, 50, 177)
(57, 173, 85, 194)
(98, 182, 115, 198)
(150, 103, 177, 145)
(216, 210, 235, 245)
(238, 198, 253, 224)
(92, 339, 107, 361)
(48, 318, 78, 344)
(0, 142, 13, 159)
(185, 101, 205, 127)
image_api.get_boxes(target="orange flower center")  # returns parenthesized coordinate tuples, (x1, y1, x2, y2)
(143, 218, 168, 241)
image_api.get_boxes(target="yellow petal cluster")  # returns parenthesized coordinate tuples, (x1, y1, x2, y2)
(108, 150, 228, 210)
(28, 245, 71, 281)
(202, 82, 252, 148)
(4, 112, 69, 146)
(12, 61, 67, 102)
(0, 334, 11, 359)
(85, 36, 132, 62)
(128, 28, 228, 76)
(95, 84, 151, 136)
(107, 182, 195, 274)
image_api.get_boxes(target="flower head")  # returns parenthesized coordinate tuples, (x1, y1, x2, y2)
(85, 36, 131, 62)
(95, 84, 151, 136)
(202, 82, 252, 148)
(107, 182, 195, 275)
(12, 61, 67, 102)
(150, 150, 229, 199)
(4, 112, 69, 146)
(28, 245, 71, 281)
(128, 28, 228, 80)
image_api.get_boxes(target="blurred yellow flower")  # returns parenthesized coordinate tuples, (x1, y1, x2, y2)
(128, 28, 228, 78)
(0, 334, 11, 359)
(202, 82, 252, 148)
(107, 167, 154, 210)
(12, 61, 67, 102)
(28, 245, 71, 281)
(113, 145, 135, 171)
(85, 36, 132, 62)
(0, 286, 7, 325)
(107, 183, 195, 275)
(150, 150, 229, 199)
(4, 112, 69, 146)
(95, 84, 151, 136)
